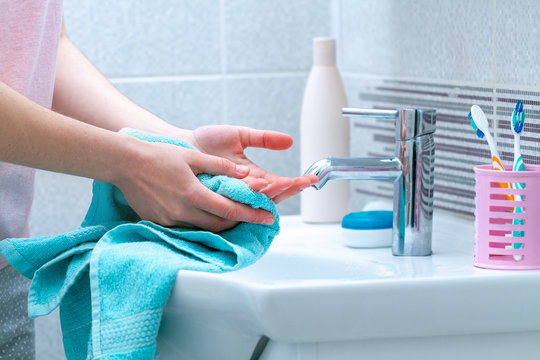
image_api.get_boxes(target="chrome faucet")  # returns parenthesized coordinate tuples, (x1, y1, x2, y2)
(304, 108, 436, 256)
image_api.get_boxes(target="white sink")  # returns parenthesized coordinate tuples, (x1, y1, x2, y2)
(157, 212, 540, 360)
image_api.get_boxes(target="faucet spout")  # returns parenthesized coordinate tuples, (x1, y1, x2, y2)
(305, 157, 402, 190)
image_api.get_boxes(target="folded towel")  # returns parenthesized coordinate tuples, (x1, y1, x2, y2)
(0, 129, 279, 359)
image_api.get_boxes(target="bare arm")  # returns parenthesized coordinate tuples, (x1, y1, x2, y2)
(0, 80, 132, 182)
(0, 80, 274, 231)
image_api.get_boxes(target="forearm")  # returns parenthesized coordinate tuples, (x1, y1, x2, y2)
(52, 32, 193, 142)
(0, 80, 141, 183)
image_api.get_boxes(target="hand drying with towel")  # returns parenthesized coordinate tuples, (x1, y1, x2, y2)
(0, 129, 280, 359)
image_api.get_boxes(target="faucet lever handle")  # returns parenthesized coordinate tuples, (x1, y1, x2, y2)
(342, 108, 398, 119)
(342, 107, 436, 141)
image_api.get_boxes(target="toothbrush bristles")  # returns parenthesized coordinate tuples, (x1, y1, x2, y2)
(476, 129, 485, 138)
(512, 100, 525, 134)
(469, 111, 484, 138)
(469, 112, 477, 131)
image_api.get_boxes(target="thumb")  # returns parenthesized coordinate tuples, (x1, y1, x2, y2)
(239, 127, 293, 150)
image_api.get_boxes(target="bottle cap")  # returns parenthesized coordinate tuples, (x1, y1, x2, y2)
(313, 37, 336, 66)
(341, 211, 393, 230)
(341, 211, 393, 248)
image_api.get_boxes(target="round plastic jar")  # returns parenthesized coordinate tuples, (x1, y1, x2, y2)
(341, 211, 393, 248)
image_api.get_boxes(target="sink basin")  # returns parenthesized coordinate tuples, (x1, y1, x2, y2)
(157, 212, 540, 360)
(220, 250, 393, 284)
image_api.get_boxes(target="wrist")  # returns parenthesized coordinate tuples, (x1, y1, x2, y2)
(102, 133, 149, 186)
(178, 129, 195, 146)
(143, 122, 195, 146)
(163, 125, 194, 145)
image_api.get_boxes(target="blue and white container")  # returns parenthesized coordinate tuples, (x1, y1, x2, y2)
(341, 211, 393, 248)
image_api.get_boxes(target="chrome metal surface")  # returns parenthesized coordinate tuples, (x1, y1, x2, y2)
(342, 108, 398, 119)
(395, 108, 436, 141)
(305, 157, 402, 190)
(304, 108, 436, 256)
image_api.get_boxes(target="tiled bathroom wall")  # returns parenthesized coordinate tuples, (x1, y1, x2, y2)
(30, 1, 540, 359)
(341, 0, 540, 215)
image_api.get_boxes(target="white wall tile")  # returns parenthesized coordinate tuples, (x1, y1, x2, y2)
(113, 79, 223, 130)
(224, 0, 330, 73)
(30, 171, 93, 237)
(35, 310, 65, 360)
(495, 0, 540, 86)
(63, 0, 222, 77)
(341, 0, 495, 83)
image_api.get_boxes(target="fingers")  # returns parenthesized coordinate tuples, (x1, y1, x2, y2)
(238, 127, 293, 150)
(260, 177, 294, 199)
(256, 174, 317, 203)
(244, 178, 269, 192)
(173, 208, 238, 233)
(191, 184, 275, 225)
(272, 175, 318, 203)
(190, 151, 249, 178)
(243, 174, 317, 203)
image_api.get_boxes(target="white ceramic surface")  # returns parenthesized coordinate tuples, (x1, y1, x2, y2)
(157, 211, 540, 359)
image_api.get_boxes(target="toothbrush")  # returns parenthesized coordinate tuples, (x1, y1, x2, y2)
(508, 101, 525, 260)
(511, 100, 525, 174)
(469, 105, 512, 200)
(469, 105, 504, 171)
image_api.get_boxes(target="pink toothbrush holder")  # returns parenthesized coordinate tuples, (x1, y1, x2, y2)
(474, 164, 540, 270)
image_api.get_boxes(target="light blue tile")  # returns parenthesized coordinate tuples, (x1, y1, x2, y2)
(35, 310, 66, 360)
(494, 89, 540, 168)
(30, 171, 93, 237)
(224, 0, 331, 73)
(225, 75, 308, 214)
(341, 0, 495, 83)
(63, 0, 222, 77)
(343, 75, 369, 108)
(276, 196, 300, 216)
(113, 79, 223, 130)
(224, 75, 306, 177)
(495, 0, 540, 86)
(343, 75, 392, 211)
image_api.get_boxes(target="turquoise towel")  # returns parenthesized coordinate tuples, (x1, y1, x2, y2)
(0, 129, 279, 359)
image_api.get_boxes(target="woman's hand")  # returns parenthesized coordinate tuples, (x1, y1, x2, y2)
(191, 125, 318, 203)
(113, 138, 275, 232)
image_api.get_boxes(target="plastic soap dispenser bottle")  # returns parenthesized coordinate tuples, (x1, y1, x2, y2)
(300, 37, 349, 223)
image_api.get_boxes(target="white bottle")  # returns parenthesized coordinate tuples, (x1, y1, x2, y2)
(300, 37, 349, 223)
